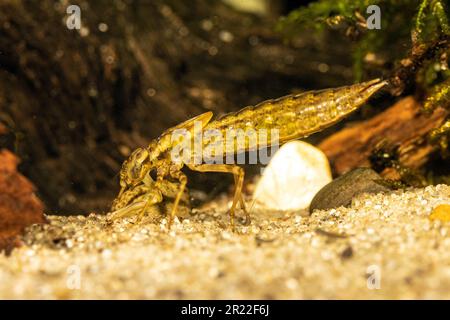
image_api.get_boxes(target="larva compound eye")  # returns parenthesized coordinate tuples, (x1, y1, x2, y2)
(118, 148, 150, 188)
(128, 148, 149, 180)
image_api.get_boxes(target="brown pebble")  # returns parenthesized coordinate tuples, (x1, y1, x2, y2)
(0, 150, 46, 254)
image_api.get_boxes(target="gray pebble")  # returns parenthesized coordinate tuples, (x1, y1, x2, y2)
(309, 167, 391, 213)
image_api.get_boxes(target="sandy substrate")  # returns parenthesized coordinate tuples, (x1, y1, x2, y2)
(1, 185, 450, 299)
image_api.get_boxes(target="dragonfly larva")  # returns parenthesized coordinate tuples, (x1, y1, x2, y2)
(110, 78, 388, 229)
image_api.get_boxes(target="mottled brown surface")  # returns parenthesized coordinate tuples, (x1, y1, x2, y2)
(0, 150, 46, 254)
(318, 97, 448, 175)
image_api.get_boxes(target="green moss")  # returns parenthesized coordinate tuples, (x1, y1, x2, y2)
(277, 0, 449, 82)
(278, 0, 450, 181)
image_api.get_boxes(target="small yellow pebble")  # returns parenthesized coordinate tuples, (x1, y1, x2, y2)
(430, 204, 450, 222)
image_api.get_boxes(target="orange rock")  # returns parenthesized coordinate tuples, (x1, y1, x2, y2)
(0, 149, 46, 254)
(429, 204, 450, 222)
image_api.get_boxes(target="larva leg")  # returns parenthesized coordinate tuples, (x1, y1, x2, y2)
(110, 185, 147, 216)
(110, 201, 145, 220)
(167, 170, 188, 230)
(233, 174, 250, 225)
(131, 174, 165, 223)
(135, 189, 163, 223)
(188, 164, 245, 230)
(109, 186, 163, 222)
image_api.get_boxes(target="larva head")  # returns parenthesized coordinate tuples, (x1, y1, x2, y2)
(119, 147, 150, 190)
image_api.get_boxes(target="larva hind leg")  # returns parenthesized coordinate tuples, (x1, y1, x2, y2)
(233, 174, 250, 225)
(188, 163, 246, 230)
(167, 169, 188, 230)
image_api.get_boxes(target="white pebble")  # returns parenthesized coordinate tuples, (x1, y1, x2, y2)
(253, 141, 332, 210)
